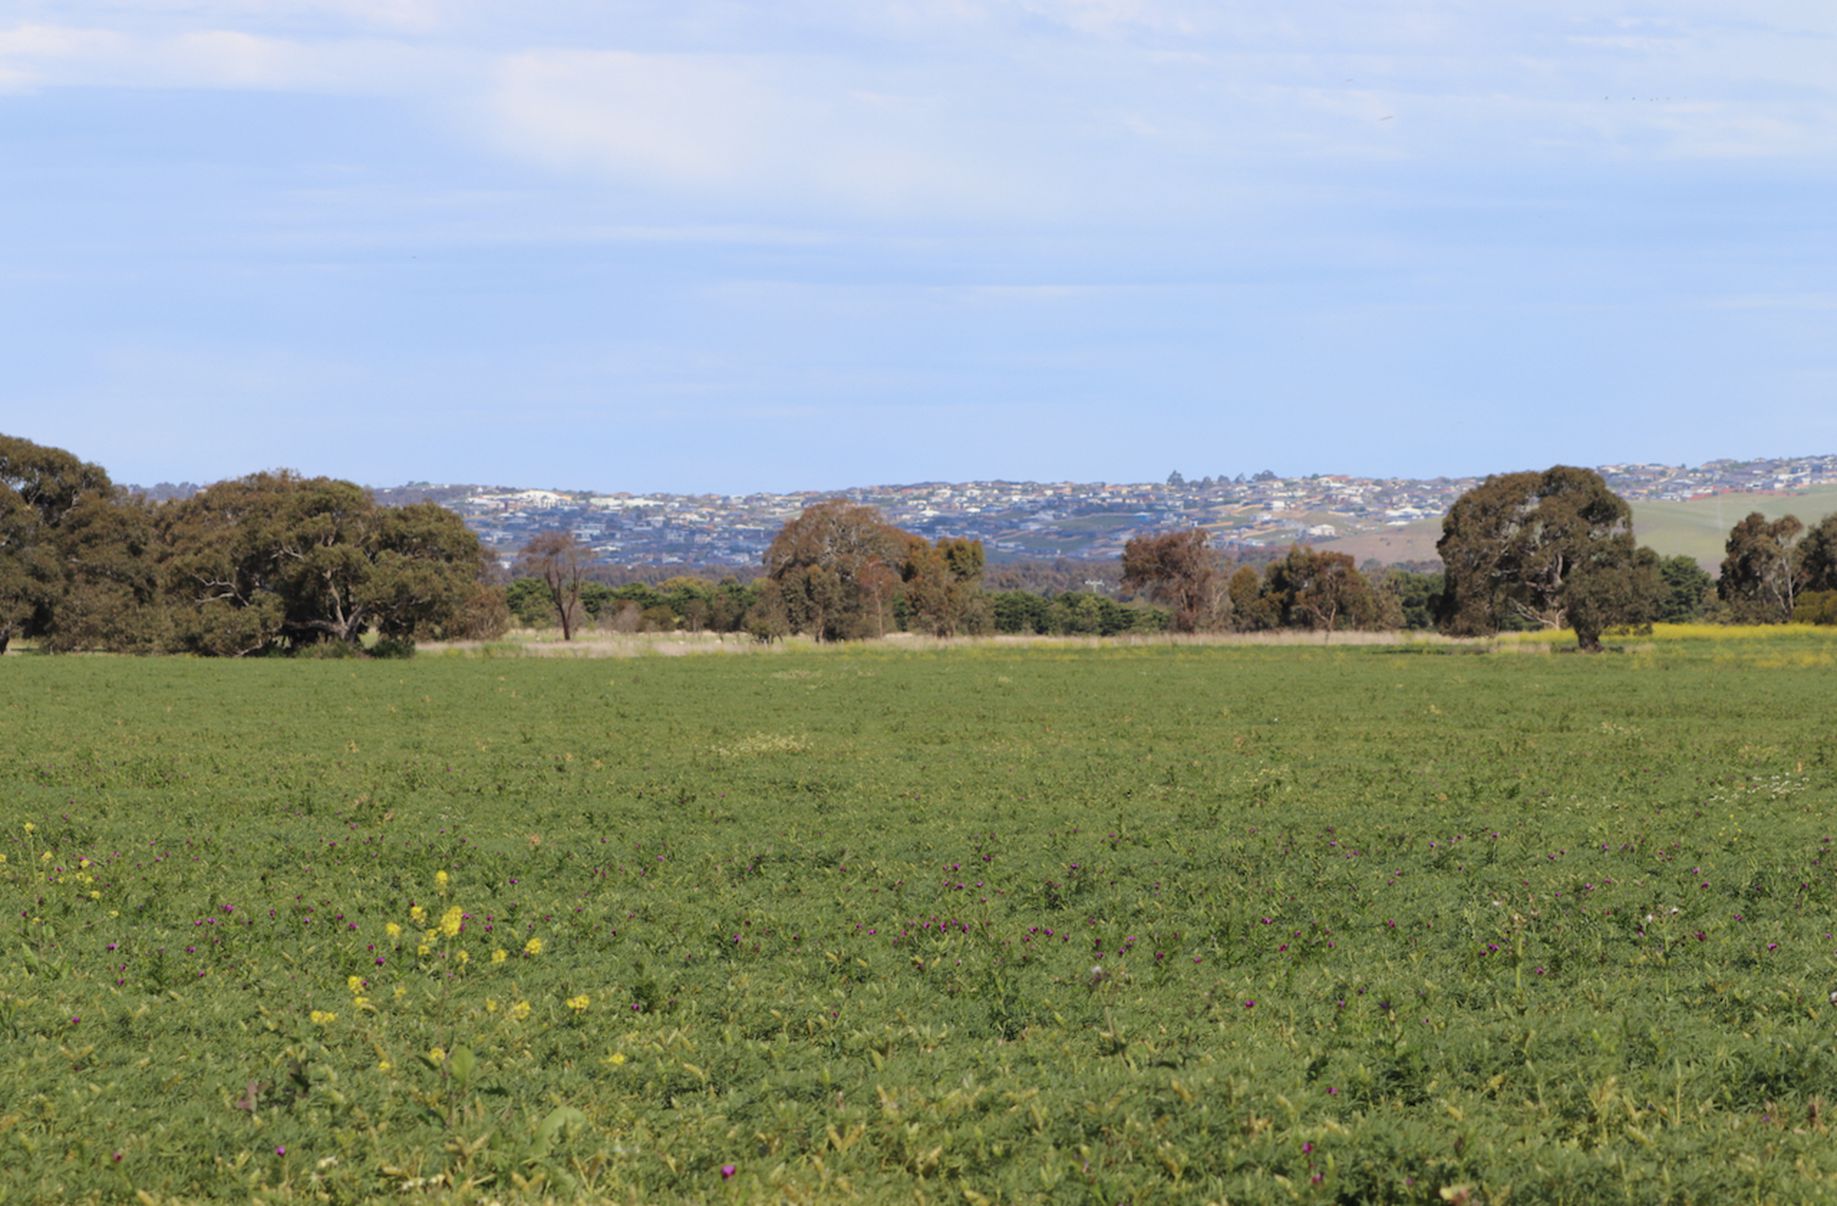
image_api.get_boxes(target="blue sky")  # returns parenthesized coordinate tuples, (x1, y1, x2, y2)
(3, 1, 1834, 492)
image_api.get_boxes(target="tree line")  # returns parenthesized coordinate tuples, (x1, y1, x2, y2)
(508, 474, 1671, 647)
(7, 433, 1836, 656)
(499, 478, 1837, 646)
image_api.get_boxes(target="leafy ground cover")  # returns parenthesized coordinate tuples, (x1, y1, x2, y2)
(5, 633, 1837, 1201)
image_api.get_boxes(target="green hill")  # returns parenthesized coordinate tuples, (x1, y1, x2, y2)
(1631, 487, 1837, 569)
(1321, 487, 1837, 570)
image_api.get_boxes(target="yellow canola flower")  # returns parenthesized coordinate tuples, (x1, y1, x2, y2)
(566, 994, 590, 1012)
(440, 906, 463, 938)
(310, 1010, 337, 1025)
(491, 949, 508, 964)
(385, 922, 402, 939)
(347, 975, 365, 994)
(523, 937, 543, 956)
(410, 905, 426, 925)
(435, 869, 449, 894)
(510, 1000, 531, 1021)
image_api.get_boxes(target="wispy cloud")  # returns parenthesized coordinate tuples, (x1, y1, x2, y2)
(0, 22, 462, 93)
(481, 49, 1043, 215)
(4, 3, 1833, 209)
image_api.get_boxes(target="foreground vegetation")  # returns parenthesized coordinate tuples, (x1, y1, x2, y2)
(6, 631, 1837, 1201)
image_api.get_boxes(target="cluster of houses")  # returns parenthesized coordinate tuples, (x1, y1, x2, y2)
(363, 454, 1837, 570)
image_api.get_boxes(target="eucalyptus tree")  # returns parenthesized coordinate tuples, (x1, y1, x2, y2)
(1436, 466, 1660, 650)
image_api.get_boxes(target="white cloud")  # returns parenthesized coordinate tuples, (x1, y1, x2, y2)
(0, 22, 460, 93)
(482, 49, 1030, 214)
(16, 0, 451, 35)
(1, 2, 1833, 219)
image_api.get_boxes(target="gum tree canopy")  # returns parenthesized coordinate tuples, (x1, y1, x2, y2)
(1436, 466, 1660, 651)
(0, 434, 115, 653)
(1120, 528, 1225, 632)
(159, 472, 492, 654)
(759, 500, 913, 641)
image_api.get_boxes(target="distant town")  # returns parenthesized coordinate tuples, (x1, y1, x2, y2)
(131, 454, 1837, 571)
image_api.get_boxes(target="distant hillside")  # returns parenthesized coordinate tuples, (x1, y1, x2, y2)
(1320, 487, 1837, 570)
(1316, 518, 1445, 566)
(124, 453, 1837, 571)
(1630, 487, 1837, 570)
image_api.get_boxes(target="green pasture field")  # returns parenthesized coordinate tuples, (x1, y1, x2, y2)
(6, 633, 1837, 1202)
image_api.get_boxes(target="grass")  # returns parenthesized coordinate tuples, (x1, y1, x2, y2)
(5, 634, 1837, 1201)
(1498, 622, 1832, 645)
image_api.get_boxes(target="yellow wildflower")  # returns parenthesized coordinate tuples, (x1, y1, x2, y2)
(416, 943, 431, 958)
(491, 948, 508, 964)
(0, 854, 7, 864)
(566, 994, 590, 1012)
(394, 985, 407, 999)
(409, 905, 426, 925)
(486, 998, 498, 1013)
(440, 906, 463, 938)
(309, 1010, 337, 1025)
(523, 937, 543, 956)
(378, 1060, 392, 1072)
(509, 1000, 531, 1021)
(454, 949, 469, 966)
(385, 922, 402, 939)
(347, 975, 365, 994)
(605, 1051, 627, 1067)
(435, 869, 449, 894)
(428, 1047, 446, 1065)
(353, 996, 372, 1011)
(22, 822, 34, 834)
